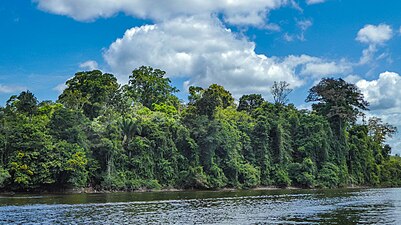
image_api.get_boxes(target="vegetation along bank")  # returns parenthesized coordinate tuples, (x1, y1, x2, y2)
(0, 66, 400, 192)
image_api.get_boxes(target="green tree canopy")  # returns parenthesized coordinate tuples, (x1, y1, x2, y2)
(306, 78, 369, 124)
(128, 66, 179, 109)
(191, 84, 234, 117)
(6, 91, 38, 116)
(58, 70, 119, 119)
(0, 68, 399, 192)
(237, 94, 265, 113)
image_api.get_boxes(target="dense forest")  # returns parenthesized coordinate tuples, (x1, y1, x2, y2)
(0, 66, 401, 192)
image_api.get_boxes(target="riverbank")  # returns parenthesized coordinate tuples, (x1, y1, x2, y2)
(0, 185, 375, 196)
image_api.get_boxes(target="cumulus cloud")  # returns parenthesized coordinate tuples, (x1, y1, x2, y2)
(356, 71, 401, 110)
(34, 0, 288, 27)
(344, 74, 362, 84)
(306, 0, 326, 5)
(0, 84, 26, 94)
(356, 24, 393, 44)
(79, 60, 99, 71)
(104, 16, 302, 96)
(297, 19, 312, 31)
(104, 16, 349, 97)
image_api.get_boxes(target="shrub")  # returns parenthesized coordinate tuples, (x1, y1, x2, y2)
(317, 163, 340, 188)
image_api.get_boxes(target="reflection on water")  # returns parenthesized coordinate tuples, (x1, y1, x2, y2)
(0, 188, 400, 224)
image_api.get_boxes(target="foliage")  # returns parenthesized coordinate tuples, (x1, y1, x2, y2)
(189, 84, 234, 117)
(0, 67, 399, 192)
(128, 66, 179, 110)
(272, 166, 291, 188)
(306, 78, 369, 144)
(0, 167, 10, 188)
(317, 163, 340, 188)
(238, 94, 264, 113)
(58, 70, 119, 119)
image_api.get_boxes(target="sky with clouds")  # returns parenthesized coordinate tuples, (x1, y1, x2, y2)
(1, 0, 401, 153)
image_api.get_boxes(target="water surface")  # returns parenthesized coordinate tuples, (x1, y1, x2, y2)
(0, 188, 400, 224)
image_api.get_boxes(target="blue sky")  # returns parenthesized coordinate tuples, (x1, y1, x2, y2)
(2, 0, 401, 153)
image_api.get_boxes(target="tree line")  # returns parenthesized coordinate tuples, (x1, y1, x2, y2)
(0, 66, 400, 191)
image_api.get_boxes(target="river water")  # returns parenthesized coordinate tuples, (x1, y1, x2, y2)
(0, 188, 400, 224)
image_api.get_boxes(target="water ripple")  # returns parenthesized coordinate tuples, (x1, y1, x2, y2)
(0, 188, 400, 224)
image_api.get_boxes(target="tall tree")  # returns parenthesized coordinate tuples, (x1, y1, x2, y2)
(7, 91, 38, 116)
(58, 70, 119, 119)
(306, 78, 369, 136)
(128, 66, 179, 109)
(192, 84, 234, 117)
(188, 86, 204, 105)
(368, 117, 397, 144)
(271, 81, 292, 105)
(238, 94, 265, 113)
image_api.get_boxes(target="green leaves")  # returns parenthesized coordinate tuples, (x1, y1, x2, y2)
(59, 70, 119, 119)
(306, 78, 369, 124)
(0, 69, 399, 192)
(189, 84, 234, 117)
(128, 66, 179, 110)
(0, 167, 10, 188)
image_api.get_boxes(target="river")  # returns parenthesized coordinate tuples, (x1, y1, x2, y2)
(0, 188, 400, 224)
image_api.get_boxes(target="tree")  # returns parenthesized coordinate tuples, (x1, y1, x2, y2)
(306, 78, 369, 137)
(368, 117, 397, 144)
(59, 70, 119, 119)
(237, 94, 265, 113)
(271, 81, 292, 105)
(188, 86, 204, 104)
(49, 107, 88, 145)
(192, 84, 234, 117)
(0, 68, 400, 192)
(317, 163, 340, 188)
(128, 66, 179, 109)
(120, 118, 142, 151)
(6, 91, 38, 116)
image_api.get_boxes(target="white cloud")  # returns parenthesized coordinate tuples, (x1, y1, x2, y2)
(359, 45, 377, 65)
(356, 71, 401, 110)
(283, 19, 313, 42)
(356, 24, 393, 44)
(297, 19, 312, 31)
(281, 55, 351, 78)
(344, 74, 362, 84)
(296, 19, 312, 41)
(356, 24, 393, 65)
(283, 33, 294, 42)
(104, 16, 308, 97)
(306, 0, 326, 5)
(79, 60, 98, 71)
(300, 61, 351, 77)
(0, 84, 26, 94)
(34, 0, 288, 27)
(104, 16, 347, 98)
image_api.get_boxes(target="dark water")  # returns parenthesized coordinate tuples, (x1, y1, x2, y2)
(0, 188, 400, 224)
